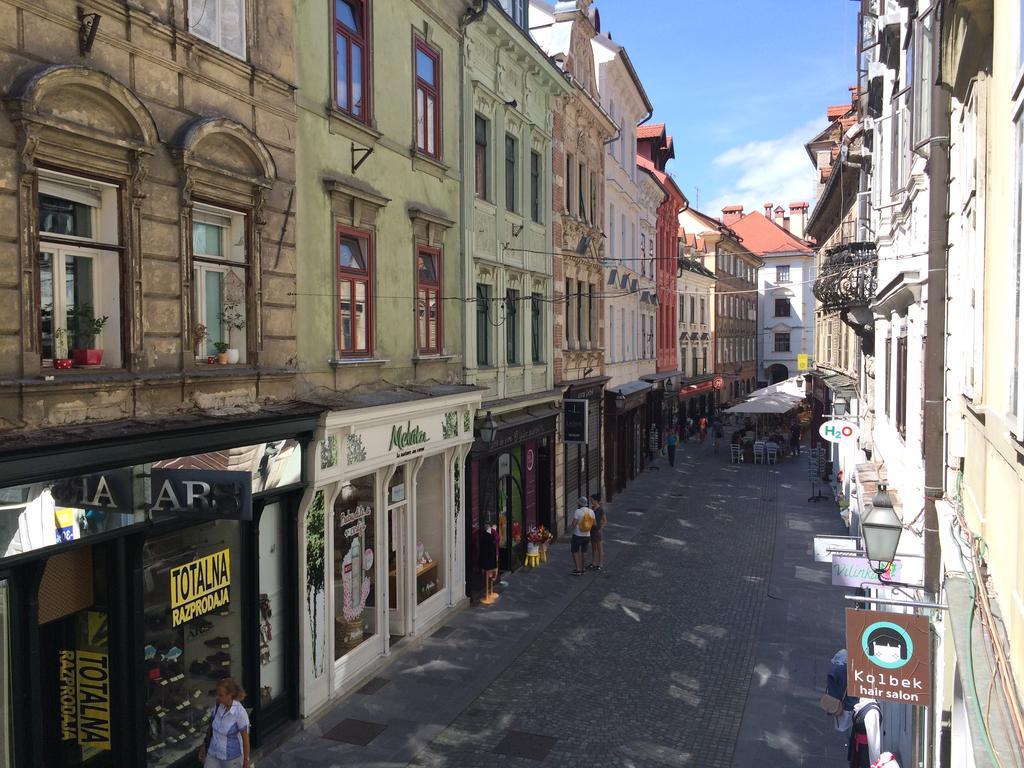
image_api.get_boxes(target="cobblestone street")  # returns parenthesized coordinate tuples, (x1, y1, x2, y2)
(261, 439, 850, 768)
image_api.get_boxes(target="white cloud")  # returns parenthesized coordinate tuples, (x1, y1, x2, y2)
(704, 118, 826, 219)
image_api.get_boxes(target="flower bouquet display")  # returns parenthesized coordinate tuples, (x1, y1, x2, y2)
(525, 525, 552, 555)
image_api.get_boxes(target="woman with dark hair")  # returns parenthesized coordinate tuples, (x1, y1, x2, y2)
(198, 677, 250, 768)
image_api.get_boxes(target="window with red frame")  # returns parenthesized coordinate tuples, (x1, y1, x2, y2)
(414, 40, 440, 158)
(416, 247, 441, 354)
(337, 229, 372, 356)
(334, 0, 368, 120)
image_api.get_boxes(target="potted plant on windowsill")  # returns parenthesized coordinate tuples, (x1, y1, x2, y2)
(214, 341, 230, 365)
(52, 327, 72, 369)
(192, 323, 209, 363)
(69, 304, 109, 367)
(216, 303, 245, 364)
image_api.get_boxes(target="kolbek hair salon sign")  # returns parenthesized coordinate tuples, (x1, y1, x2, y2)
(846, 609, 931, 707)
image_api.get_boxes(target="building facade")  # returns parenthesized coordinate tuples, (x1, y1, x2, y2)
(676, 232, 717, 418)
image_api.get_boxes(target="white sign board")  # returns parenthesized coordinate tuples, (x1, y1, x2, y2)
(813, 535, 862, 563)
(819, 419, 859, 444)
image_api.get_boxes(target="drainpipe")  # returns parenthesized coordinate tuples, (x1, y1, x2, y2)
(923, 2, 948, 599)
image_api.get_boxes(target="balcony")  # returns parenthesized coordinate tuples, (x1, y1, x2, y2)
(813, 241, 877, 352)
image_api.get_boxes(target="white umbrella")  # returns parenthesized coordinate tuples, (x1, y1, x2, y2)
(724, 393, 802, 414)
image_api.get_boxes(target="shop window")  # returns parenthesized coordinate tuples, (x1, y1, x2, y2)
(530, 292, 542, 363)
(257, 503, 287, 708)
(142, 522, 242, 767)
(416, 247, 441, 355)
(38, 171, 122, 367)
(414, 454, 445, 605)
(505, 289, 520, 365)
(192, 204, 248, 362)
(414, 39, 440, 159)
(188, 0, 246, 58)
(0, 580, 8, 768)
(337, 227, 373, 357)
(334, 0, 368, 120)
(474, 114, 489, 200)
(333, 473, 377, 660)
(476, 283, 492, 366)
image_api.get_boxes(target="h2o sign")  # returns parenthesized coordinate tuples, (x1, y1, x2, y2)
(819, 419, 859, 444)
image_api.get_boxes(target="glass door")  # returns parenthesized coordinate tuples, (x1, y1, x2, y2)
(386, 468, 408, 638)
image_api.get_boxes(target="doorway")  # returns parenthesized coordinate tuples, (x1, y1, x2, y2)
(386, 467, 409, 639)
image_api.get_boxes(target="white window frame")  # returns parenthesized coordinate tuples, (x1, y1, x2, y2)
(192, 203, 248, 362)
(188, 0, 247, 59)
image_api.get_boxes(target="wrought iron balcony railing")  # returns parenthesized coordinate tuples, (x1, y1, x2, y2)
(812, 241, 878, 312)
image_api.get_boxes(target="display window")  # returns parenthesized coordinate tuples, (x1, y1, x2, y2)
(333, 474, 376, 661)
(0, 580, 9, 768)
(414, 455, 445, 605)
(257, 503, 286, 709)
(141, 522, 242, 768)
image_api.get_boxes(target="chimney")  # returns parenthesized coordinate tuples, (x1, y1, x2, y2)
(783, 216, 791, 232)
(788, 202, 809, 239)
(763, 202, 773, 218)
(722, 205, 744, 226)
(774, 205, 786, 228)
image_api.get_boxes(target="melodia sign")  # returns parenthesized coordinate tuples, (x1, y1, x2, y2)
(389, 422, 429, 452)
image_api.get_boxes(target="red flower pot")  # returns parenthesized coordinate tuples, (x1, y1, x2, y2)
(72, 349, 104, 367)
(53, 358, 73, 370)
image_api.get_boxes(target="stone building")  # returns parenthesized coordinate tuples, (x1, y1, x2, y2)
(676, 231, 717, 418)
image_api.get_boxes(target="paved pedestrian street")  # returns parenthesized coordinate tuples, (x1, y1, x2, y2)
(261, 441, 851, 768)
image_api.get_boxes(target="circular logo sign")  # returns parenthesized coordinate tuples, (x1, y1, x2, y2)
(818, 419, 858, 444)
(712, 375, 725, 391)
(861, 620, 914, 669)
(526, 448, 535, 472)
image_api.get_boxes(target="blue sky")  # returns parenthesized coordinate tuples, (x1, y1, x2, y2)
(596, 0, 858, 217)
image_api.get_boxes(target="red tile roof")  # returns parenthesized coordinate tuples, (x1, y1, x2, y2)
(789, 201, 809, 210)
(637, 123, 665, 139)
(729, 210, 813, 255)
(722, 204, 743, 213)
(827, 104, 850, 120)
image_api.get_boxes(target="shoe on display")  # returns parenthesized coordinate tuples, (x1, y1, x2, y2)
(189, 660, 211, 678)
(163, 646, 183, 661)
(206, 651, 231, 667)
(203, 637, 231, 649)
(144, 644, 158, 660)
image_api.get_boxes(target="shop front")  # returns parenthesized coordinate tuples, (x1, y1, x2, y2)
(678, 376, 717, 424)
(299, 390, 479, 715)
(642, 372, 681, 449)
(466, 407, 557, 596)
(0, 408, 319, 768)
(561, 377, 608, 533)
(604, 381, 652, 501)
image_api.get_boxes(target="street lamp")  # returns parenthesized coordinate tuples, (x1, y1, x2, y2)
(615, 391, 626, 408)
(861, 484, 902, 575)
(833, 398, 848, 417)
(478, 411, 498, 444)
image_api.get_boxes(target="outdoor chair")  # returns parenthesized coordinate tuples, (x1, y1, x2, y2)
(766, 444, 778, 464)
(730, 444, 742, 464)
(753, 441, 766, 464)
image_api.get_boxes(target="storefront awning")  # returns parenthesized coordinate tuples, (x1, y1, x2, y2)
(608, 380, 653, 398)
(818, 370, 858, 400)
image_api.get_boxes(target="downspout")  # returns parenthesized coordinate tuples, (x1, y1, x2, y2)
(923, 2, 948, 599)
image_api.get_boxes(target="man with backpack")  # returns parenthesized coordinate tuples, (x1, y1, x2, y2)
(569, 496, 596, 576)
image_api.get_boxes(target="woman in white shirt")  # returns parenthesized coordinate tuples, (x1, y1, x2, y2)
(198, 678, 251, 768)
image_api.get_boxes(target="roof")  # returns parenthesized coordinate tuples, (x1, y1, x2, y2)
(679, 257, 716, 280)
(637, 123, 665, 139)
(637, 156, 687, 207)
(826, 104, 850, 120)
(728, 210, 813, 256)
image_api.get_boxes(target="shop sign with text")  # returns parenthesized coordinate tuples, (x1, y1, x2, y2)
(150, 469, 252, 521)
(59, 650, 111, 750)
(832, 556, 925, 587)
(819, 420, 859, 444)
(564, 399, 588, 444)
(170, 549, 231, 626)
(846, 609, 931, 707)
(388, 422, 429, 452)
(50, 470, 135, 514)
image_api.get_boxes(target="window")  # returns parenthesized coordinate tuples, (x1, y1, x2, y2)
(608, 205, 615, 259)
(700, 297, 705, 324)
(476, 284, 492, 365)
(590, 175, 597, 228)
(497, 0, 525, 28)
(474, 114, 489, 200)
(1013, 95, 1024, 431)
(564, 279, 574, 348)
(641, 315, 646, 358)
(414, 39, 440, 158)
(530, 151, 542, 223)
(337, 229, 372, 356)
(690, 297, 695, 323)
(896, 335, 908, 437)
(776, 265, 790, 284)
(774, 332, 791, 353)
(505, 289, 520, 364)
(334, 0, 368, 119)
(531, 292, 542, 363)
(588, 284, 596, 345)
(884, 336, 892, 417)
(774, 298, 791, 317)
(565, 153, 574, 214)
(38, 171, 122, 367)
(702, 348, 707, 374)
(416, 247, 441, 354)
(620, 307, 625, 361)
(609, 307, 616, 363)
(505, 134, 518, 213)
(679, 300, 685, 324)
(189, 0, 245, 58)
(575, 281, 583, 345)
(192, 204, 248, 362)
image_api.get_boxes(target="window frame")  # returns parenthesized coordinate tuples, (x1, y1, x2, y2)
(504, 133, 518, 213)
(476, 283, 492, 366)
(415, 245, 442, 355)
(774, 298, 791, 317)
(413, 37, 441, 160)
(191, 202, 249, 363)
(530, 150, 542, 224)
(775, 265, 790, 284)
(474, 114, 489, 201)
(333, 0, 370, 123)
(505, 288, 520, 365)
(531, 292, 543, 363)
(774, 332, 791, 353)
(336, 224, 374, 358)
(188, 0, 247, 60)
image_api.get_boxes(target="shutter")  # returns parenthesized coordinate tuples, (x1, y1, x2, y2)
(587, 401, 601, 497)
(564, 441, 580, 516)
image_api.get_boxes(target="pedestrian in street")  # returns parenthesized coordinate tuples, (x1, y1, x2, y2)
(790, 422, 802, 457)
(699, 415, 708, 443)
(685, 416, 694, 441)
(666, 428, 678, 466)
(712, 420, 724, 454)
(198, 678, 251, 768)
(587, 493, 607, 571)
(569, 496, 595, 576)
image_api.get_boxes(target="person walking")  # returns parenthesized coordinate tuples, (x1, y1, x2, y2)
(198, 678, 251, 768)
(587, 493, 607, 571)
(712, 420, 724, 454)
(790, 422, 802, 457)
(568, 496, 596, 575)
(698, 415, 709, 443)
(684, 416, 694, 442)
(666, 428, 678, 467)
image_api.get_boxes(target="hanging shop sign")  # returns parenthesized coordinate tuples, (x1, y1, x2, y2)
(813, 534, 861, 563)
(832, 555, 925, 587)
(712, 375, 725, 390)
(150, 469, 252, 521)
(819, 420, 859, 444)
(170, 548, 231, 627)
(564, 399, 589, 444)
(846, 609, 931, 707)
(797, 354, 811, 371)
(58, 650, 111, 750)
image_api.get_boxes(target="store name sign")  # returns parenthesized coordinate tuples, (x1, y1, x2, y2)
(170, 549, 231, 627)
(51, 469, 134, 514)
(150, 469, 252, 521)
(819, 420, 859, 444)
(846, 609, 931, 707)
(58, 650, 111, 750)
(388, 422, 429, 452)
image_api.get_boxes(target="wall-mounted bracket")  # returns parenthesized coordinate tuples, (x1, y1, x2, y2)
(351, 143, 374, 174)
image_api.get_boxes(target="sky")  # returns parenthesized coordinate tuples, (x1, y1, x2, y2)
(595, 0, 859, 218)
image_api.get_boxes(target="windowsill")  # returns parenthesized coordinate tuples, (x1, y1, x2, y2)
(410, 150, 450, 179)
(327, 107, 382, 146)
(474, 197, 496, 211)
(963, 396, 986, 425)
(38, 367, 131, 380)
(185, 33, 249, 69)
(413, 353, 455, 363)
(329, 357, 389, 368)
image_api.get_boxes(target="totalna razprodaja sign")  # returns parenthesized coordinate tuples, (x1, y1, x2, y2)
(388, 422, 429, 452)
(170, 549, 231, 626)
(58, 650, 111, 750)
